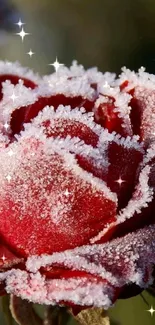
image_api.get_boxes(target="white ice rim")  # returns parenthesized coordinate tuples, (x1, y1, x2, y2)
(0, 224, 154, 308)
(25, 224, 155, 287)
(0, 61, 40, 84)
(94, 86, 133, 135)
(90, 165, 154, 244)
(14, 127, 117, 203)
(117, 66, 155, 91)
(0, 269, 114, 308)
(22, 104, 143, 153)
(43, 60, 116, 88)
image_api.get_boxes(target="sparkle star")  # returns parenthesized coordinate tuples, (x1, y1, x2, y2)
(6, 174, 12, 182)
(146, 305, 155, 316)
(16, 28, 30, 42)
(115, 177, 125, 186)
(27, 49, 35, 57)
(64, 189, 70, 196)
(15, 19, 25, 28)
(10, 92, 18, 102)
(3, 122, 9, 130)
(49, 57, 64, 72)
(1, 255, 6, 262)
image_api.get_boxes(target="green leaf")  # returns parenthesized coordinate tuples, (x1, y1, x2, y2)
(0, 295, 14, 325)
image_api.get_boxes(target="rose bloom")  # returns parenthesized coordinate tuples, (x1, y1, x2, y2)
(0, 61, 154, 310)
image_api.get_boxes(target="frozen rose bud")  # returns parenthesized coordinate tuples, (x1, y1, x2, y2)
(0, 61, 154, 310)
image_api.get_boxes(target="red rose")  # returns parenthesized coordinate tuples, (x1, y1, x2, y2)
(0, 61, 154, 309)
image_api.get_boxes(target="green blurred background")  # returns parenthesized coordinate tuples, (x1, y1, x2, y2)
(2, 0, 155, 75)
(0, 0, 155, 324)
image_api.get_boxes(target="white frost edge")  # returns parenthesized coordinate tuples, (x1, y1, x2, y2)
(28, 104, 143, 153)
(94, 87, 133, 135)
(117, 66, 155, 91)
(0, 269, 113, 308)
(90, 165, 154, 243)
(0, 60, 40, 84)
(26, 224, 155, 287)
(0, 80, 38, 126)
(15, 128, 117, 203)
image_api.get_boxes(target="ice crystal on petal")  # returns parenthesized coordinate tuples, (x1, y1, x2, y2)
(98, 131, 143, 152)
(91, 162, 154, 243)
(40, 75, 96, 101)
(0, 61, 40, 84)
(1, 269, 113, 308)
(117, 67, 155, 140)
(118, 66, 155, 91)
(0, 131, 117, 255)
(43, 61, 116, 92)
(95, 88, 132, 135)
(26, 224, 155, 288)
(0, 80, 38, 126)
(31, 105, 101, 136)
(117, 165, 154, 222)
(133, 87, 155, 140)
(1, 225, 153, 307)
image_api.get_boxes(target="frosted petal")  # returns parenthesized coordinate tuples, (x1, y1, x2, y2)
(0, 61, 40, 84)
(0, 225, 154, 308)
(0, 133, 117, 255)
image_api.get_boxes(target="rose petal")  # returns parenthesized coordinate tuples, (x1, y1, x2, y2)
(129, 87, 155, 141)
(32, 105, 99, 148)
(1, 269, 117, 309)
(27, 105, 109, 180)
(0, 225, 152, 308)
(94, 99, 126, 135)
(0, 75, 36, 101)
(92, 162, 154, 244)
(96, 133, 144, 210)
(0, 242, 23, 270)
(26, 224, 155, 289)
(118, 68, 155, 140)
(11, 96, 94, 136)
(0, 136, 117, 256)
(108, 142, 143, 209)
(94, 86, 132, 136)
(110, 157, 155, 240)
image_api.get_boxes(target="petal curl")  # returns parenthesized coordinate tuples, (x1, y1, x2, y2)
(0, 225, 154, 309)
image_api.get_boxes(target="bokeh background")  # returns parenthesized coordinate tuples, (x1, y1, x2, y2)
(0, 0, 155, 324)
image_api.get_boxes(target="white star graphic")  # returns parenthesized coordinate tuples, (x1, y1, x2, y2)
(64, 189, 70, 196)
(6, 174, 12, 182)
(15, 19, 25, 28)
(146, 305, 155, 316)
(1, 255, 6, 262)
(27, 49, 35, 57)
(115, 177, 125, 186)
(3, 122, 9, 130)
(16, 28, 30, 42)
(49, 57, 64, 72)
(10, 92, 18, 102)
